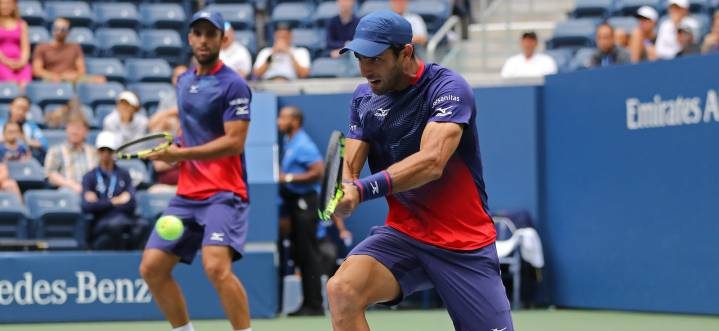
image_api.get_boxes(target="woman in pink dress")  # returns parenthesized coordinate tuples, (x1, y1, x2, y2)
(0, 0, 30, 87)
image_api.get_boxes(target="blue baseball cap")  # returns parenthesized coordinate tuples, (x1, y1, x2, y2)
(189, 11, 225, 31)
(340, 10, 413, 57)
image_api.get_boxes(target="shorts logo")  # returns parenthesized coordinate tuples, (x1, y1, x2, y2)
(374, 107, 390, 118)
(491, 328, 507, 331)
(210, 232, 224, 242)
(189, 84, 199, 94)
(434, 106, 454, 117)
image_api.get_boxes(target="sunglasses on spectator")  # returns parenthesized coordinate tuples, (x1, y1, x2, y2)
(53, 26, 69, 32)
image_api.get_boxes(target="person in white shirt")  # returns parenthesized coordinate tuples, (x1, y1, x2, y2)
(655, 0, 698, 59)
(253, 24, 311, 81)
(102, 91, 148, 144)
(219, 22, 252, 79)
(390, 0, 428, 46)
(501, 31, 557, 78)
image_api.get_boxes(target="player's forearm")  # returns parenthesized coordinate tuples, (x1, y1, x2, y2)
(386, 151, 445, 192)
(342, 139, 369, 180)
(178, 134, 246, 161)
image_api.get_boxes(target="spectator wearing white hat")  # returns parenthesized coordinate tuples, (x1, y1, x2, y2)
(629, 6, 659, 62)
(655, 0, 699, 59)
(81, 131, 147, 250)
(676, 19, 701, 57)
(102, 91, 148, 143)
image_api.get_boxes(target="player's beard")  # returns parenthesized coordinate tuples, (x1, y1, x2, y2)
(373, 61, 404, 95)
(194, 49, 220, 67)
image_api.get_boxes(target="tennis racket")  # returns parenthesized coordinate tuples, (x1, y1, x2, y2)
(318, 130, 345, 221)
(116, 132, 174, 160)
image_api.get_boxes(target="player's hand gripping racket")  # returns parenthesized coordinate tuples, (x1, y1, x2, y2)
(115, 132, 174, 160)
(318, 130, 345, 221)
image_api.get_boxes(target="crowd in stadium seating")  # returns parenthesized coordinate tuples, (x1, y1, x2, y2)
(507, 0, 719, 77)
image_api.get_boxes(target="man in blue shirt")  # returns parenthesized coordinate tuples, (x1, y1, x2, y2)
(327, 0, 360, 58)
(81, 131, 145, 250)
(277, 105, 325, 316)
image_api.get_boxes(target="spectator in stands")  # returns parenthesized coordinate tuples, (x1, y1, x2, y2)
(32, 18, 105, 84)
(327, 0, 360, 58)
(82, 131, 146, 250)
(0, 96, 46, 160)
(277, 105, 325, 316)
(614, 28, 630, 49)
(590, 23, 630, 68)
(676, 20, 701, 57)
(45, 114, 97, 193)
(220, 22, 252, 79)
(0, 0, 30, 87)
(0, 161, 20, 201)
(253, 24, 311, 81)
(701, 12, 719, 54)
(629, 6, 659, 63)
(656, 0, 698, 60)
(103, 90, 147, 143)
(500, 31, 557, 78)
(390, 0, 428, 46)
(0, 121, 29, 160)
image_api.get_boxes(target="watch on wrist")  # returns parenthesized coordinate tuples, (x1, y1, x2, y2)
(284, 174, 294, 183)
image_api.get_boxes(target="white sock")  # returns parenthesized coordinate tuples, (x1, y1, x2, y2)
(235, 328, 252, 331)
(172, 322, 194, 331)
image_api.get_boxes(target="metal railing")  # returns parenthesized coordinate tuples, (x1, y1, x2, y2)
(426, 15, 462, 64)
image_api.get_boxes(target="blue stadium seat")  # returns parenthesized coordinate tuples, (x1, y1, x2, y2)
(313, 1, 339, 28)
(614, 0, 663, 16)
(271, 2, 316, 28)
(76, 82, 124, 108)
(235, 30, 258, 56)
(0, 104, 7, 118)
(409, 0, 452, 33)
(25, 104, 43, 126)
(24, 190, 85, 249)
(85, 57, 126, 83)
(7, 159, 46, 192)
(86, 129, 100, 146)
(116, 159, 150, 188)
(28, 25, 49, 48)
(42, 129, 66, 148)
(569, 47, 598, 71)
(547, 19, 600, 50)
(544, 48, 575, 73)
(207, 4, 255, 30)
(688, 0, 714, 14)
(310, 57, 352, 78)
(18, 0, 45, 26)
(67, 27, 95, 55)
(139, 29, 184, 59)
(0, 192, 28, 239)
(0, 82, 19, 103)
(139, 3, 187, 29)
(93, 2, 140, 28)
(45, 1, 93, 27)
(94, 105, 116, 127)
(572, 0, 616, 18)
(25, 82, 73, 107)
(292, 28, 326, 58)
(359, 0, 390, 17)
(128, 82, 174, 111)
(135, 191, 174, 221)
(608, 16, 639, 32)
(125, 59, 172, 83)
(95, 28, 141, 58)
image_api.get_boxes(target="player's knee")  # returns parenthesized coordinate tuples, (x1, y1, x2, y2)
(139, 259, 167, 283)
(327, 275, 364, 310)
(202, 259, 231, 284)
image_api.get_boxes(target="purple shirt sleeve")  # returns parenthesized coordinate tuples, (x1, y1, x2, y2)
(346, 84, 371, 140)
(222, 79, 252, 122)
(427, 74, 474, 125)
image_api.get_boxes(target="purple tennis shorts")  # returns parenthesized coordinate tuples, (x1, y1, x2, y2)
(349, 226, 514, 331)
(145, 191, 249, 264)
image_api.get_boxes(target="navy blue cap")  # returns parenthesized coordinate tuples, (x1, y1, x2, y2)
(340, 10, 413, 57)
(190, 11, 225, 31)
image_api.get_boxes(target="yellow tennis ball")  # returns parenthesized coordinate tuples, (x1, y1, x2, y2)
(155, 215, 184, 241)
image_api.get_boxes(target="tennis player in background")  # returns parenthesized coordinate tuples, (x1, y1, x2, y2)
(139, 11, 254, 331)
(329, 10, 514, 331)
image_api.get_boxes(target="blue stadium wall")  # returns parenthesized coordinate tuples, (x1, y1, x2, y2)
(1, 56, 718, 323)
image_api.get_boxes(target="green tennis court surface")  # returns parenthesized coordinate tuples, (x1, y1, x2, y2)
(2, 309, 717, 331)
